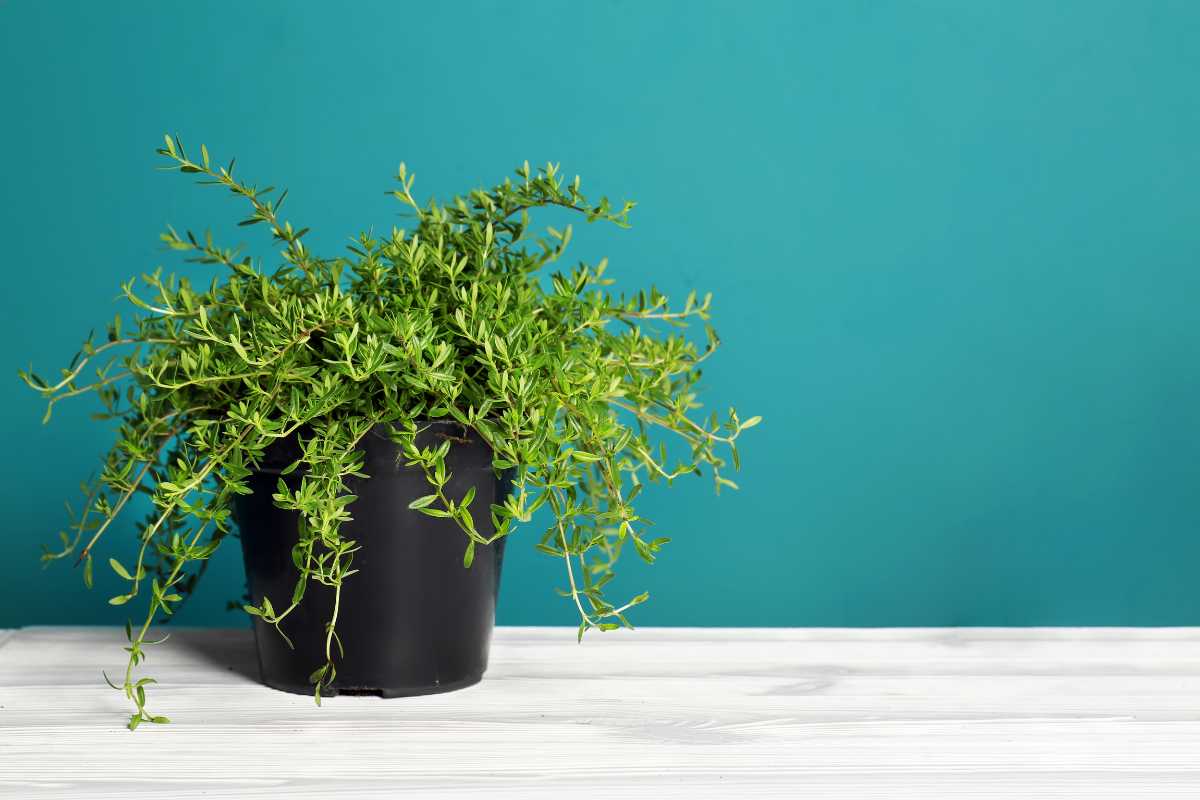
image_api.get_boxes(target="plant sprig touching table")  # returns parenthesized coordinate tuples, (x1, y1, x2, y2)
(20, 136, 758, 729)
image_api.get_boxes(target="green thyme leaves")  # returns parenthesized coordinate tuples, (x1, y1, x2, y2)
(21, 136, 757, 728)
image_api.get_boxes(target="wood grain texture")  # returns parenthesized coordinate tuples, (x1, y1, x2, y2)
(2, 626, 1200, 798)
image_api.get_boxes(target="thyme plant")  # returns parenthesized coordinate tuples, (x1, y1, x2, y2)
(20, 136, 758, 729)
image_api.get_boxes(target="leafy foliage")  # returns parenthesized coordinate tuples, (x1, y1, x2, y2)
(20, 136, 758, 729)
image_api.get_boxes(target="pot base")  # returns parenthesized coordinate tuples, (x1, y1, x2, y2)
(259, 672, 484, 699)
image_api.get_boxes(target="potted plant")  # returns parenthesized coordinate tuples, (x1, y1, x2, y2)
(20, 136, 759, 729)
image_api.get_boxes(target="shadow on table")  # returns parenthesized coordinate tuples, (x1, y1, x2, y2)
(168, 628, 262, 684)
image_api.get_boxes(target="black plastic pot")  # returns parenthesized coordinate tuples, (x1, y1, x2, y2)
(234, 421, 508, 698)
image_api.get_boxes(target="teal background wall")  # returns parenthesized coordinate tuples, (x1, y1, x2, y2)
(2, 0, 1199, 628)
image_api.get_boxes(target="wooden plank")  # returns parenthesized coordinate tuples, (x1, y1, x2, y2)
(2, 627, 1200, 798)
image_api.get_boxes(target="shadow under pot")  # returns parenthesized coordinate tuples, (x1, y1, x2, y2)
(233, 420, 510, 698)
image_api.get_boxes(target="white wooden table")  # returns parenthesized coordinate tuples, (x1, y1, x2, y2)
(2, 627, 1200, 798)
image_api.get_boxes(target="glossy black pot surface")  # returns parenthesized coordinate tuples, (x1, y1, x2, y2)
(234, 421, 508, 698)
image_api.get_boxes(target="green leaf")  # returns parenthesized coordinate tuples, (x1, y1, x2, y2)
(108, 594, 131, 606)
(417, 507, 452, 518)
(407, 494, 438, 510)
(463, 540, 476, 568)
(109, 558, 133, 580)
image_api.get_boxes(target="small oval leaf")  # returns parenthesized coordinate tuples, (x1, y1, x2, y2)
(407, 494, 438, 510)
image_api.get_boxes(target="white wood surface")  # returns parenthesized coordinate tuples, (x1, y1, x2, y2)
(3, 627, 1200, 798)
